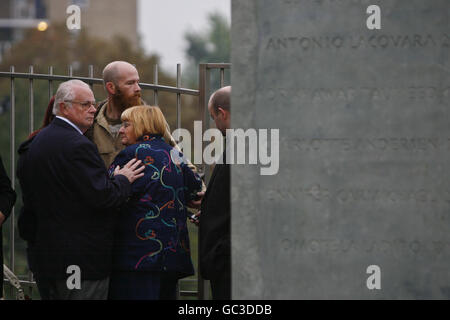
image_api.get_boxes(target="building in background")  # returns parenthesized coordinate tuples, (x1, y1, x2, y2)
(0, 0, 47, 61)
(45, 0, 138, 47)
(0, 0, 138, 62)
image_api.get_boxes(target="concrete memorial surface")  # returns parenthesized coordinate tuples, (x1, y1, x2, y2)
(231, 0, 450, 299)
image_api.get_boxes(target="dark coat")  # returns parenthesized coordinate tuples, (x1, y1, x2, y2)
(17, 135, 38, 274)
(0, 155, 17, 297)
(17, 138, 34, 243)
(109, 134, 202, 279)
(199, 151, 230, 280)
(16, 118, 131, 280)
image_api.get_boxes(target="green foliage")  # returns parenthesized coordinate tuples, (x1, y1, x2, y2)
(185, 12, 230, 65)
(184, 12, 231, 88)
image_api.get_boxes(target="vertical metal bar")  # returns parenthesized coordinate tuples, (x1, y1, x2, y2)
(197, 64, 211, 300)
(9, 66, 15, 274)
(172, 64, 183, 299)
(68, 65, 73, 77)
(220, 68, 225, 88)
(176, 63, 181, 130)
(153, 64, 158, 105)
(174, 64, 182, 300)
(29, 65, 34, 134)
(88, 65, 94, 89)
(48, 66, 53, 100)
(28, 66, 35, 294)
(176, 282, 181, 300)
(203, 68, 212, 182)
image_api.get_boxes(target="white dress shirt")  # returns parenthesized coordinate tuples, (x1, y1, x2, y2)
(56, 116, 83, 135)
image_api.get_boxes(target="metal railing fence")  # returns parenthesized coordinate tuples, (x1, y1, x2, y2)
(1, 62, 230, 300)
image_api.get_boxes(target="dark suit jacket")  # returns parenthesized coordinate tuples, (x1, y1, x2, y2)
(199, 151, 230, 280)
(17, 137, 35, 244)
(0, 155, 17, 297)
(17, 135, 39, 274)
(16, 118, 131, 280)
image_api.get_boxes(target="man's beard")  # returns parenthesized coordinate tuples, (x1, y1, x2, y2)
(113, 87, 142, 110)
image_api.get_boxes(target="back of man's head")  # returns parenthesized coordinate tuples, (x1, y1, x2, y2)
(209, 86, 231, 114)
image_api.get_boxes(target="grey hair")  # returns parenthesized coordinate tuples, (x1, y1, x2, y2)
(53, 80, 90, 115)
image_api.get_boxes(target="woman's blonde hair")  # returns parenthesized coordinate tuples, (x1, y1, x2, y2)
(121, 105, 172, 143)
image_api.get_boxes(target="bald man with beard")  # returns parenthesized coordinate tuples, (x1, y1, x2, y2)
(86, 61, 143, 168)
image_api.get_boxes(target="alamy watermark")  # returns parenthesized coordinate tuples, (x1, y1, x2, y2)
(66, 265, 81, 290)
(366, 265, 381, 290)
(366, 5, 381, 30)
(66, 5, 81, 30)
(171, 121, 280, 176)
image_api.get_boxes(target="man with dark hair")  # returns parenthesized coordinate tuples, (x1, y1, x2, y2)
(0, 155, 16, 299)
(199, 86, 231, 300)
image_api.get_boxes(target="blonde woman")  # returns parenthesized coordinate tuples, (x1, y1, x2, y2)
(108, 105, 202, 300)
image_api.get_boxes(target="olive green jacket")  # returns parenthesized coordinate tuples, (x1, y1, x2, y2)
(85, 100, 123, 169)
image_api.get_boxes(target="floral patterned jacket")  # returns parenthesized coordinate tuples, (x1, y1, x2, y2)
(109, 134, 202, 278)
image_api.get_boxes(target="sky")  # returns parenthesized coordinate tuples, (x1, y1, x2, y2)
(138, 0, 231, 75)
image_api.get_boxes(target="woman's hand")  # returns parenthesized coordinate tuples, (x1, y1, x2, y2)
(114, 158, 145, 183)
(187, 191, 205, 209)
(189, 211, 201, 227)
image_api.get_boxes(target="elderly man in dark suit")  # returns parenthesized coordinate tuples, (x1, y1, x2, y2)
(0, 155, 16, 299)
(17, 79, 144, 300)
(199, 86, 231, 300)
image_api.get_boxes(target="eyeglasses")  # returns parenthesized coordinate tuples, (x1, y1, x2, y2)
(65, 100, 97, 110)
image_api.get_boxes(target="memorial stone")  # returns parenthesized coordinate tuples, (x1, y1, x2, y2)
(231, 0, 450, 299)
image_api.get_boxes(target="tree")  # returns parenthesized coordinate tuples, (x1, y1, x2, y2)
(184, 12, 230, 88)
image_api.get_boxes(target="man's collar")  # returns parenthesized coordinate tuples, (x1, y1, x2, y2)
(55, 116, 83, 135)
(95, 101, 110, 131)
